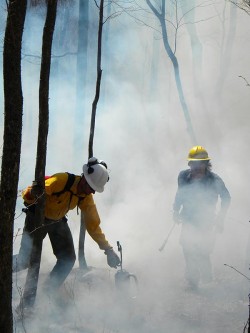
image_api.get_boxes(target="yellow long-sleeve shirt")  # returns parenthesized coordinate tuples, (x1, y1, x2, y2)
(22, 173, 111, 250)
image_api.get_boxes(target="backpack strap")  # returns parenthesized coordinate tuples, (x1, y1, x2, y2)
(51, 173, 85, 214)
(53, 172, 76, 197)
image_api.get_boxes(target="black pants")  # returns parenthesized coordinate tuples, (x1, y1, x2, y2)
(13, 209, 76, 290)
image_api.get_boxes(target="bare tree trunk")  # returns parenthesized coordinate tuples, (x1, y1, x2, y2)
(76, 0, 89, 122)
(146, 0, 197, 145)
(101, 0, 112, 106)
(51, 2, 70, 104)
(79, 0, 104, 269)
(78, 214, 88, 269)
(0, 1, 27, 331)
(180, 0, 203, 76)
(22, 0, 58, 309)
(216, 1, 237, 98)
(77, 0, 90, 270)
(88, 0, 104, 158)
(149, 30, 160, 101)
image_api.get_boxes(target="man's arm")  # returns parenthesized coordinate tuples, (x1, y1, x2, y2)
(172, 171, 187, 223)
(79, 195, 120, 268)
(215, 175, 231, 232)
(79, 195, 111, 250)
(215, 175, 231, 214)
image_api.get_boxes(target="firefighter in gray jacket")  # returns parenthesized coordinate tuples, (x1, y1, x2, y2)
(173, 146, 231, 290)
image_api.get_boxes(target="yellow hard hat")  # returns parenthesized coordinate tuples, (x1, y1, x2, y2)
(187, 146, 210, 161)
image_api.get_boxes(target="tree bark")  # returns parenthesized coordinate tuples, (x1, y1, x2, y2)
(88, 0, 104, 158)
(0, 1, 27, 331)
(76, 0, 89, 122)
(22, 0, 58, 308)
(79, 0, 104, 269)
(76, 0, 90, 270)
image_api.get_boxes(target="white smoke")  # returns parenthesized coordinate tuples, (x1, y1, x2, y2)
(1, 0, 250, 332)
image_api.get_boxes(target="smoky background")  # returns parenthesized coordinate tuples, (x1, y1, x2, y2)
(0, 0, 250, 332)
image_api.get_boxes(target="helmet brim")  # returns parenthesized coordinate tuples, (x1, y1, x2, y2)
(187, 157, 211, 161)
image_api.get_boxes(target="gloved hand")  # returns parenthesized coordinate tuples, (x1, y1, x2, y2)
(104, 248, 120, 268)
(173, 211, 182, 224)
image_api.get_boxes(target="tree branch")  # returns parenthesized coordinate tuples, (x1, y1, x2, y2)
(146, 0, 161, 19)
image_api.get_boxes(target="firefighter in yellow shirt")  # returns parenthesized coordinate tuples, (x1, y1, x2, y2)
(13, 157, 120, 291)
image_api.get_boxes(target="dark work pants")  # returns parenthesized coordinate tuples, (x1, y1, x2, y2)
(182, 247, 213, 287)
(180, 222, 214, 288)
(13, 210, 76, 290)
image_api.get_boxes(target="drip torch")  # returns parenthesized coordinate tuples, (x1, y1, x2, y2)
(114, 241, 138, 299)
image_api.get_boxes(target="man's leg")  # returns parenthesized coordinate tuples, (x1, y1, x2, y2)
(13, 209, 36, 272)
(198, 229, 214, 284)
(182, 246, 200, 290)
(199, 251, 213, 284)
(46, 218, 76, 291)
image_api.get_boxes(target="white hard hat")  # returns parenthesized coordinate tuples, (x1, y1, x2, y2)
(82, 157, 109, 193)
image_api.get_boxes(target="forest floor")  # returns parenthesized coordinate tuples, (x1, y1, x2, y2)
(12, 264, 250, 333)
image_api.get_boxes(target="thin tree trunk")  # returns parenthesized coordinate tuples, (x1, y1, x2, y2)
(0, 1, 27, 331)
(216, 1, 237, 98)
(22, 0, 58, 308)
(181, 0, 203, 75)
(101, 0, 112, 106)
(79, 0, 104, 269)
(77, 0, 90, 270)
(146, 0, 197, 145)
(78, 214, 88, 269)
(88, 0, 104, 158)
(76, 0, 89, 122)
(149, 30, 160, 101)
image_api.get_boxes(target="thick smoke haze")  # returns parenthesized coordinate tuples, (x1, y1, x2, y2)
(1, 0, 250, 332)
